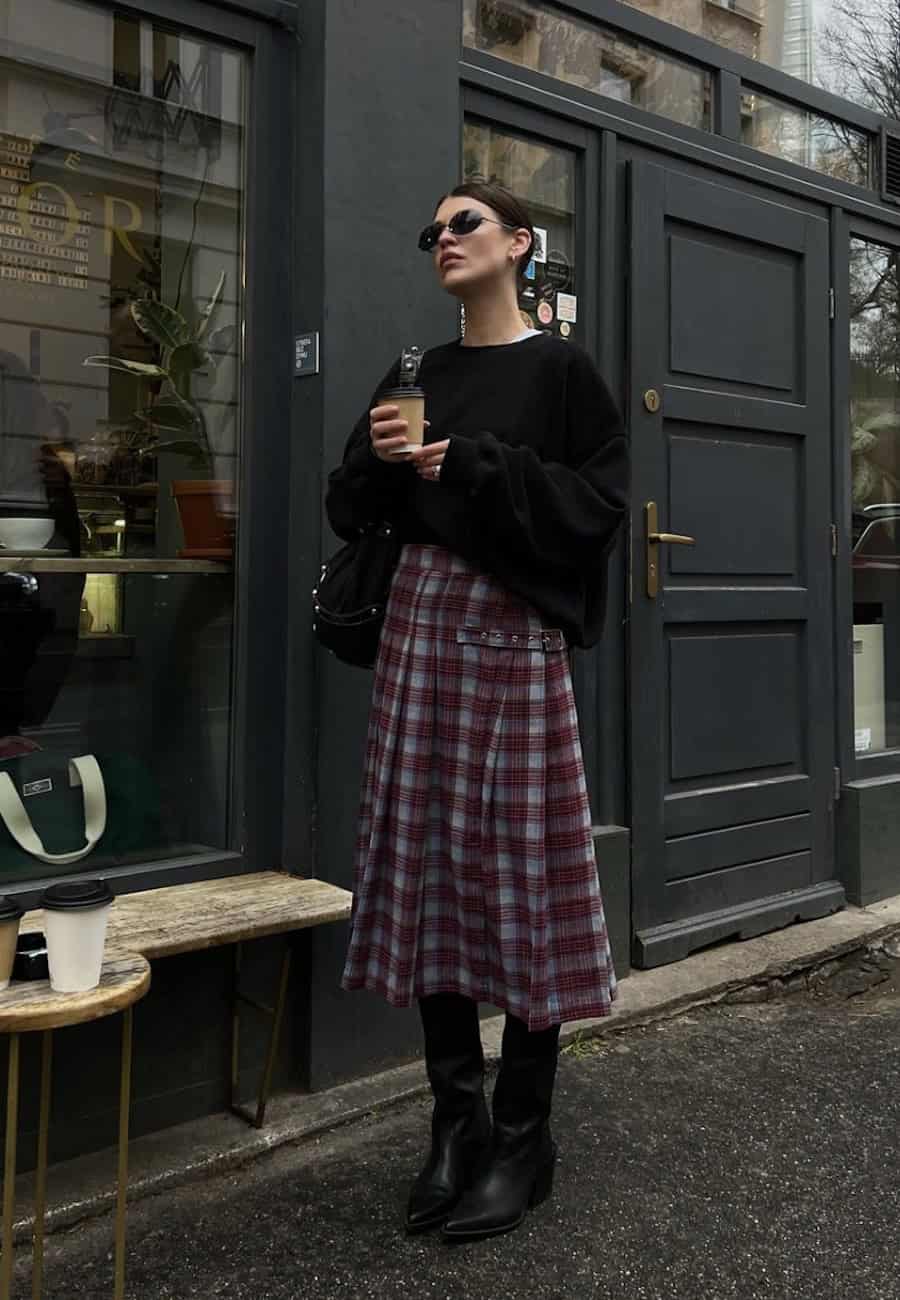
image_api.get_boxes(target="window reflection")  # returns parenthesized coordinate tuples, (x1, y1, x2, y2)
(464, 0, 879, 188)
(0, 0, 245, 880)
(619, 0, 898, 119)
(463, 120, 578, 340)
(850, 239, 900, 755)
(741, 91, 869, 187)
(463, 0, 711, 132)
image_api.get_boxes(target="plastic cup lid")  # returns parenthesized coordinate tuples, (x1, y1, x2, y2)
(0, 897, 22, 922)
(41, 879, 114, 912)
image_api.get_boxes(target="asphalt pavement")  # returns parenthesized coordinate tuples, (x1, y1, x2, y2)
(21, 956, 900, 1300)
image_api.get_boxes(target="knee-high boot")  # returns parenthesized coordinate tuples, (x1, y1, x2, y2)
(406, 993, 491, 1233)
(442, 1012, 559, 1240)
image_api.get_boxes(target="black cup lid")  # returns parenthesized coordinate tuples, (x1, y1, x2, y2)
(41, 880, 113, 912)
(0, 896, 22, 922)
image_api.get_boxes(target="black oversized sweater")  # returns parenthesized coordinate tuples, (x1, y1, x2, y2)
(324, 334, 629, 648)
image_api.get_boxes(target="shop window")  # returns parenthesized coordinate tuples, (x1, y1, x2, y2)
(463, 0, 712, 132)
(0, 0, 245, 881)
(741, 89, 870, 187)
(463, 119, 578, 340)
(849, 238, 900, 756)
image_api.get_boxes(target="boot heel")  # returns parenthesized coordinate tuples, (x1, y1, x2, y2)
(529, 1145, 556, 1208)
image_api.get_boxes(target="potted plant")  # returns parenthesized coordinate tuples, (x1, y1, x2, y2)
(83, 272, 235, 557)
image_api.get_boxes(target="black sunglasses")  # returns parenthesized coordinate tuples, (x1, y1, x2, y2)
(418, 208, 517, 252)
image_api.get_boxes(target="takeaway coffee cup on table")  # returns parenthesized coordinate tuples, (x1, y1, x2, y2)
(0, 897, 23, 991)
(41, 879, 114, 993)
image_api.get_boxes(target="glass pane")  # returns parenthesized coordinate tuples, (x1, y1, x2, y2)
(463, 0, 711, 132)
(741, 90, 869, 186)
(618, 0, 896, 119)
(850, 239, 900, 755)
(0, 0, 245, 880)
(463, 119, 578, 341)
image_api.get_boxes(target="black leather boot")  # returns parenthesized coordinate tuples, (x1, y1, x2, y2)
(442, 1013, 560, 1241)
(406, 993, 490, 1234)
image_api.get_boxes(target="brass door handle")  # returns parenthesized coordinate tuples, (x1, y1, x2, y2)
(645, 502, 695, 599)
(648, 531, 696, 545)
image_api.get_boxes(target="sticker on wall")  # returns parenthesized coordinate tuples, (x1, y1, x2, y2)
(537, 300, 554, 326)
(556, 292, 577, 323)
(855, 727, 872, 753)
(532, 227, 548, 263)
(524, 258, 536, 281)
(559, 320, 571, 338)
(545, 250, 571, 293)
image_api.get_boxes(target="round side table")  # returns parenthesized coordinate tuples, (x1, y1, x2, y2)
(0, 954, 151, 1300)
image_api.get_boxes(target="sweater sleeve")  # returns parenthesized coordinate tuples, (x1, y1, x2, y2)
(438, 346, 628, 575)
(324, 359, 415, 541)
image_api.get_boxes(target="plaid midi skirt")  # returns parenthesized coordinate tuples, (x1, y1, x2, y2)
(341, 543, 617, 1031)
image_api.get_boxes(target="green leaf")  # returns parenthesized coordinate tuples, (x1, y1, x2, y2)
(83, 356, 168, 378)
(195, 270, 226, 339)
(169, 341, 210, 378)
(137, 403, 198, 432)
(130, 298, 191, 350)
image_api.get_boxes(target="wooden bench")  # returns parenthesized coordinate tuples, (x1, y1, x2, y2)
(22, 871, 352, 1129)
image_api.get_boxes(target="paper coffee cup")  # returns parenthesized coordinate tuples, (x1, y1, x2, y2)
(381, 386, 425, 454)
(0, 898, 22, 992)
(41, 880, 114, 993)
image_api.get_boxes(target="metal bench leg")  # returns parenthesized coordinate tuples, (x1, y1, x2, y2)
(32, 1030, 52, 1300)
(230, 942, 292, 1130)
(114, 1007, 133, 1300)
(1, 1033, 19, 1300)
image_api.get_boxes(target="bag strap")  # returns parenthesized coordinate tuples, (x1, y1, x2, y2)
(0, 755, 107, 865)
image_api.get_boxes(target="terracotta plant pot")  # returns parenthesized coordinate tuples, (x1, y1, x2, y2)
(171, 480, 235, 558)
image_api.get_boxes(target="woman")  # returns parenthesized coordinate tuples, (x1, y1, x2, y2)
(325, 182, 628, 1241)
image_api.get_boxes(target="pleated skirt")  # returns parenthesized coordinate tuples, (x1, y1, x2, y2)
(340, 543, 617, 1030)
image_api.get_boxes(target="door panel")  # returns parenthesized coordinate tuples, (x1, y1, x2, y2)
(629, 161, 844, 966)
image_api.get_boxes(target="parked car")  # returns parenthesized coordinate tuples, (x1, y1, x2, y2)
(852, 503, 900, 606)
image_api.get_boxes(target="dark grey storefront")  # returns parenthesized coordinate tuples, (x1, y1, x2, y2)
(2, 0, 900, 1164)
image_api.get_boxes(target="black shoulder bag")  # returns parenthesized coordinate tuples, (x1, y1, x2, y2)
(315, 344, 422, 668)
(312, 521, 402, 669)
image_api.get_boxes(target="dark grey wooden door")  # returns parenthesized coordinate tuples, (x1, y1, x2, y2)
(629, 162, 844, 967)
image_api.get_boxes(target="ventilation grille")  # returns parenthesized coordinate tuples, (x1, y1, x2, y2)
(883, 130, 900, 203)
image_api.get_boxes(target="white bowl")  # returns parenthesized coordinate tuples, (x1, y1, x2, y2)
(0, 518, 55, 550)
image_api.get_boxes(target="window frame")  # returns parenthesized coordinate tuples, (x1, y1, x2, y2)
(462, 0, 900, 201)
(0, 0, 294, 905)
(836, 211, 900, 780)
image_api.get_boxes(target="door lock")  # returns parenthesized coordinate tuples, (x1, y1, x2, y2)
(645, 501, 695, 598)
(643, 388, 661, 413)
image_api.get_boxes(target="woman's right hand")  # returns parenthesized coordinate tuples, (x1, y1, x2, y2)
(369, 404, 413, 462)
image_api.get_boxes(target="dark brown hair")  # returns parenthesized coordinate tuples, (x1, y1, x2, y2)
(438, 181, 535, 288)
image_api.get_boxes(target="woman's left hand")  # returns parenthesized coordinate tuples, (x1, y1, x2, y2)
(411, 438, 450, 483)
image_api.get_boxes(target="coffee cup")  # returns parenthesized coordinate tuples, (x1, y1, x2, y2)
(380, 386, 425, 455)
(0, 897, 23, 991)
(41, 879, 114, 993)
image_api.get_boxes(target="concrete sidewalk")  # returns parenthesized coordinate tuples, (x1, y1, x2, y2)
(19, 938, 900, 1299)
(11, 891, 900, 1246)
